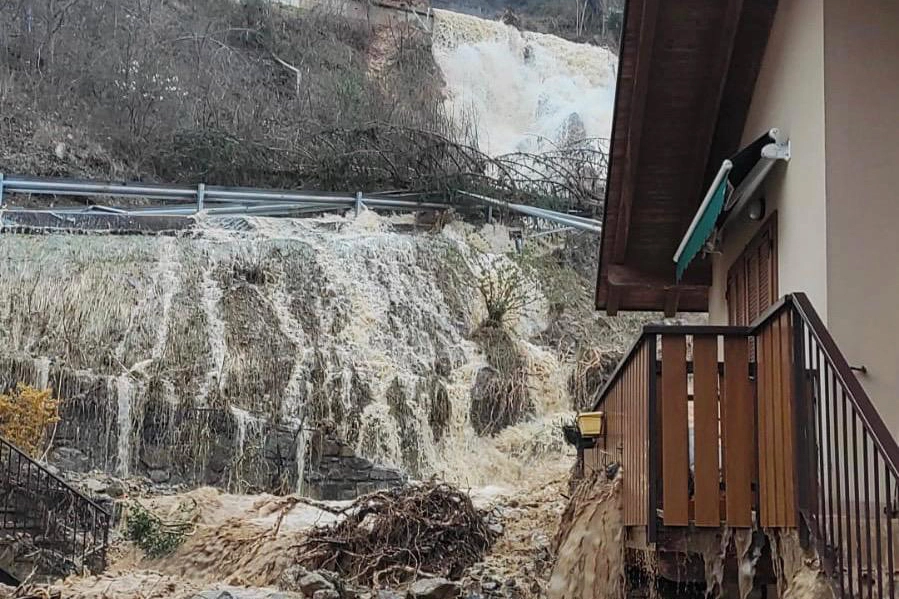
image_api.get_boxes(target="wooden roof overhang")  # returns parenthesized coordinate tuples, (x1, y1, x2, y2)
(596, 0, 778, 315)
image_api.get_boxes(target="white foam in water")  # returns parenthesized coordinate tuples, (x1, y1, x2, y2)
(115, 374, 133, 478)
(431, 9, 617, 156)
(198, 255, 226, 405)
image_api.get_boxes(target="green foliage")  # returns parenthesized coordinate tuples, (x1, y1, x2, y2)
(124, 502, 192, 559)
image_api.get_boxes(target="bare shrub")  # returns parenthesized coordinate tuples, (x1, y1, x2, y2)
(476, 257, 539, 327)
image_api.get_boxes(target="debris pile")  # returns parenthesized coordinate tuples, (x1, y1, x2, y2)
(296, 482, 499, 586)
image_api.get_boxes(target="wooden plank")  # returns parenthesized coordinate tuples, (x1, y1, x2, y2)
(724, 336, 753, 527)
(771, 316, 785, 526)
(756, 326, 771, 526)
(612, 0, 660, 264)
(761, 325, 778, 526)
(779, 312, 797, 527)
(693, 336, 721, 527)
(661, 335, 689, 525)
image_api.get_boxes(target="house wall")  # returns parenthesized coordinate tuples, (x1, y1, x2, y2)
(708, 0, 827, 325)
(823, 0, 899, 433)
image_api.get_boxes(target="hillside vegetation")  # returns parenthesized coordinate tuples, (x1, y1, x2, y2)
(0, 0, 451, 189)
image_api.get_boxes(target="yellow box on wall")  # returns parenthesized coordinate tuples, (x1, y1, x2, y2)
(577, 411, 604, 437)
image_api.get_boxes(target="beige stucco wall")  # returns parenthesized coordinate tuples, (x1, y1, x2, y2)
(708, 0, 827, 325)
(823, 0, 899, 433)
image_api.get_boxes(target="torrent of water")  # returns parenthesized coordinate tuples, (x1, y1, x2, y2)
(115, 374, 134, 478)
(431, 9, 617, 156)
(0, 213, 578, 490)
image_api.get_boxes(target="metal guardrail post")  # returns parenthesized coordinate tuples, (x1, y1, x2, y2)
(0, 173, 5, 207)
(355, 191, 363, 217)
(197, 183, 206, 213)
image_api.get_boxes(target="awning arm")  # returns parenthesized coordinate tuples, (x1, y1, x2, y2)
(672, 160, 732, 266)
(722, 134, 791, 227)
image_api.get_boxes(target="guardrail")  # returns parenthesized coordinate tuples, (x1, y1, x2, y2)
(0, 174, 603, 235)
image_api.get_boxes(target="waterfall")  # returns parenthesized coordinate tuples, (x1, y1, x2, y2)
(431, 9, 617, 156)
(0, 214, 579, 489)
(115, 374, 133, 478)
(34, 357, 50, 390)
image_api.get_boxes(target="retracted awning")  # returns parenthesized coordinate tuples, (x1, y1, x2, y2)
(673, 128, 791, 281)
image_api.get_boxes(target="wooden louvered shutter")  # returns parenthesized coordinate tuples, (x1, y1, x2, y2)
(727, 215, 777, 326)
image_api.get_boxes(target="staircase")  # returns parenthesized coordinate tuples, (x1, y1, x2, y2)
(0, 436, 110, 583)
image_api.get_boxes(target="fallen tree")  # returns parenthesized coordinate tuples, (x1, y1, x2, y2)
(296, 481, 498, 586)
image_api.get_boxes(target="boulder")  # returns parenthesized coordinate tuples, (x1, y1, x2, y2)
(313, 591, 340, 599)
(298, 572, 334, 595)
(148, 469, 171, 484)
(407, 578, 461, 599)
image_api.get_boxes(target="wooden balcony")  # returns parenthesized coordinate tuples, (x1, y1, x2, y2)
(583, 294, 899, 599)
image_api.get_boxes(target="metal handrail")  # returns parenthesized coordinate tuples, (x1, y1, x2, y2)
(790, 293, 899, 477)
(0, 435, 110, 575)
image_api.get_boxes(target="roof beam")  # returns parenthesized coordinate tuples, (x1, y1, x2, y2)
(606, 285, 621, 316)
(663, 289, 681, 318)
(611, 0, 659, 264)
(607, 264, 709, 292)
(678, 0, 746, 242)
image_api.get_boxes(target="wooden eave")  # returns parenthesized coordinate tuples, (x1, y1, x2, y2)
(596, 0, 778, 315)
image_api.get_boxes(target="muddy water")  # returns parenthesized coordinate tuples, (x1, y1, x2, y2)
(547, 474, 624, 599)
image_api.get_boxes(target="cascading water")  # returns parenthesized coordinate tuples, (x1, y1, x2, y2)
(431, 9, 617, 155)
(115, 374, 134, 478)
(0, 212, 577, 492)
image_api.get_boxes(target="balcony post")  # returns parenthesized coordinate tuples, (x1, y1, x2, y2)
(647, 334, 659, 543)
(791, 299, 817, 546)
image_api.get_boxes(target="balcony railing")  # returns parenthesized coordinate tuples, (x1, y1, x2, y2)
(588, 293, 899, 598)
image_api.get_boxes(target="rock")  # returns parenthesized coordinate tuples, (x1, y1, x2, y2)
(148, 469, 171, 483)
(51, 446, 91, 472)
(105, 481, 126, 498)
(278, 565, 308, 591)
(371, 468, 403, 482)
(298, 572, 334, 595)
(487, 522, 503, 536)
(408, 578, 461, 599)
(321, 439, 341, 457)
(481, 582, 499, 592)
(82, 477, 107, 494)
(378, 590, 405, 599)
(313, 591, 340, 599)
(140, 447, 171, 470)
(346, 457, 373, 470)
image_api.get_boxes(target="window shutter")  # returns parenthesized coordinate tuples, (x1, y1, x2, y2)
(726, 215, 777, 327)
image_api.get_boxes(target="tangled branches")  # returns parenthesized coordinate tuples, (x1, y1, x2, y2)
(296, 482, 498, 587)
(302, 124, 608, 211)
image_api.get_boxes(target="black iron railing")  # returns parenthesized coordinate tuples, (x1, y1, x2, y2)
(0, 436, 110, 575)
(791, 293, 899, 599)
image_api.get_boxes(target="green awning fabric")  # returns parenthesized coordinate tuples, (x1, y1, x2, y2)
(673, 129, 789, 282)
(675, 169, 729, 281)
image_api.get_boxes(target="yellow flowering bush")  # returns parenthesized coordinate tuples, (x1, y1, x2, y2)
(0, 384, 60, 456)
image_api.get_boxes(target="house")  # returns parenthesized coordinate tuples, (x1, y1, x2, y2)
(588, 0, 899, 596)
